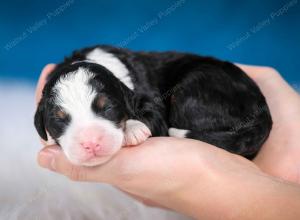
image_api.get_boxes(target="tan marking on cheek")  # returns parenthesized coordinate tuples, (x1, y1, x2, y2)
(97, 95, 107, 109)
(56, 110, 67, 119)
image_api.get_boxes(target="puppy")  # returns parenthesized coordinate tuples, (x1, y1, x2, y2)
(34, 45, 272, 166)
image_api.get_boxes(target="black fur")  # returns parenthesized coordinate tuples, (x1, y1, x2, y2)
(35, 45, 272, 159)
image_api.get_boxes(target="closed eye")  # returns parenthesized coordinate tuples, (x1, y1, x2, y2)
(103, 103, 116, 112)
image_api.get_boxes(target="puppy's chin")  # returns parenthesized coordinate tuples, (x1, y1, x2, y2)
(59, 130, 124, 167)
(82, 155, 116, 166)
(67, 154, 116, 167)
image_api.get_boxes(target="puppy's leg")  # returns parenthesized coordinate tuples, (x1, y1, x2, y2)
(121, 91, 169, 146)
(168, 128, 189, 138)
(123, 119, 151, 146)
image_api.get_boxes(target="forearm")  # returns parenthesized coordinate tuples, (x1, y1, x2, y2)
(169, 165, 300, 219)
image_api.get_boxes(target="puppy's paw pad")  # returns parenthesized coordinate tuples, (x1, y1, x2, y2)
(124, 120, 151, 146)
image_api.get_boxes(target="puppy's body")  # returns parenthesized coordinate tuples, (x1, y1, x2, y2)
(35, 45, 272, 165)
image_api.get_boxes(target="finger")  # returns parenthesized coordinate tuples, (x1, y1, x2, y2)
(37, 145, 124, 183)
(236, 63, 299, 104)
(35, 64, 56, 104)
(236, 64, 289, 92)
(37, 145, 60, 168)
(38, 146, 96, 182)
(235, 63, 267, 79)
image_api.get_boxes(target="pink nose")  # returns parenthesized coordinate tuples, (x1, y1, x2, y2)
(81, 142, 101, 154)
(78, 127, 104, 154)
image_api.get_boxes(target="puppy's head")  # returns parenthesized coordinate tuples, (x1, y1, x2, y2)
(35, 62, 129, 166)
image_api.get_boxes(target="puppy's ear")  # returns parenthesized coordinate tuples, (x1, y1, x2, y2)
(34, 102, 48, 141)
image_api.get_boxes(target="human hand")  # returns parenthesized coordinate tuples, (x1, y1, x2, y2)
(35, 64, 300, 219)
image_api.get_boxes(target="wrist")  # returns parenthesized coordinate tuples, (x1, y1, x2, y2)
(166, 159, 249, 219)
(174, 164, 300, 220)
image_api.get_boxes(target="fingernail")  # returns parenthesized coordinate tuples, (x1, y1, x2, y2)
(38, 148, 59, 170)
(38, 150, 54, 169)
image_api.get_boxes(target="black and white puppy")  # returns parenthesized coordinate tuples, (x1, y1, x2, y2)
(35, 45, 272, 166)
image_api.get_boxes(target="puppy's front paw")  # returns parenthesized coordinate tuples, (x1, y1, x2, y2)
(123, 120, 151, 146)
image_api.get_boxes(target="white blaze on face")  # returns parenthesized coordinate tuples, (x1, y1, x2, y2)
(53, 68, 124, 166)
(86, 48, 134, 90)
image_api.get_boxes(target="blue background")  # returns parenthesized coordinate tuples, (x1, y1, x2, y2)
(0, 0, 299, 84)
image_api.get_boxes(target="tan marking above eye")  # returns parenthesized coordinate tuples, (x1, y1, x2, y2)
(56, 110, 67, 119)
(170, 94, 176, 103)
(97, 95, 107, 109)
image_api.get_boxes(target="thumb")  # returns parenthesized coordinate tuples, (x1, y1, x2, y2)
(35, 64, 56, 104)
(37, 145, 120, 183)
